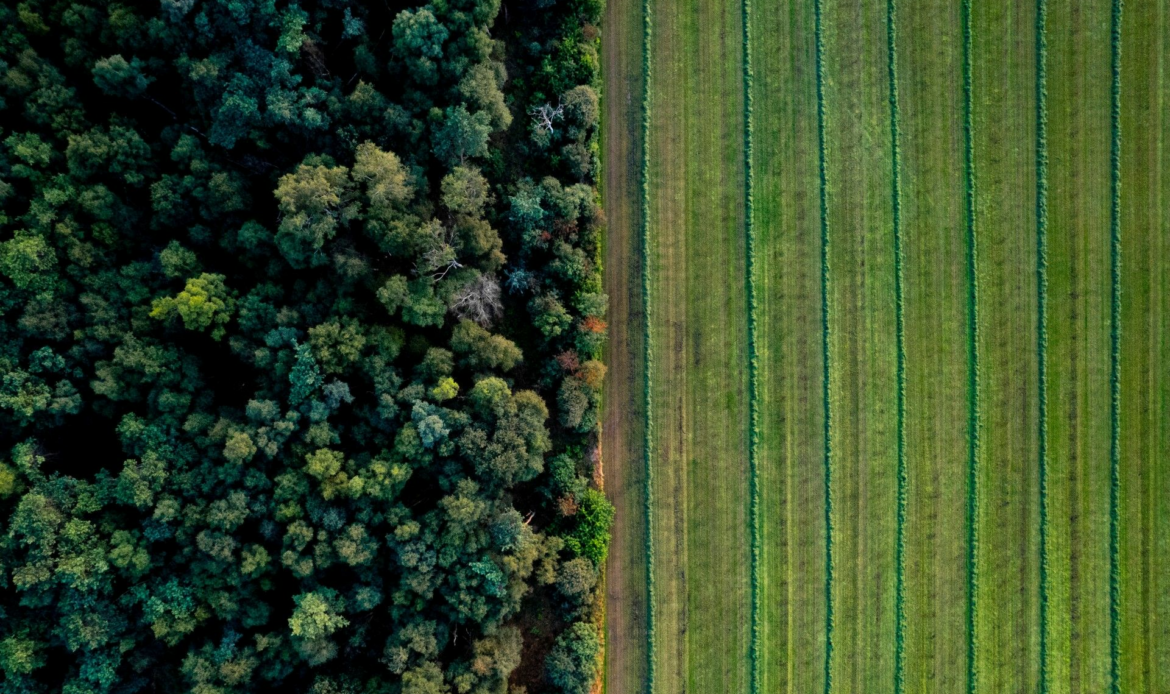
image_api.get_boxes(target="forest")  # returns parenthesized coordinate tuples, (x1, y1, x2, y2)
(0, 0, 611, 692)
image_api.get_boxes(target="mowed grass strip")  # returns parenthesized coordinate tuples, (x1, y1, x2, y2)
(752, 0, 827, 688)
(899, 0, 971, 689)
(1157, 7, 1170, 687)
(1158, 8, 1170, 685)
(600, 0, 650, 685)
(646, 0, 751, 690)
(1045, 0, 1114, 689)
(821, 0, 899, 689)
(1118, 0, 1169, 689)
(971, 1, 1042, 692)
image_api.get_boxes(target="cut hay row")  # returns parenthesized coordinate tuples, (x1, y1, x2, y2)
(813, 0, 834, 690)
(640, 0, 655, 687)
(741, 0, 761, 687)
(1107, 0, 1121, 691)
(1035, 0, 1050, 691)
(886, 0, 907, 691)
(960, 0, 981, 692)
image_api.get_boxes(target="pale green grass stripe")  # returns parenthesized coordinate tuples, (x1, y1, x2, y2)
(741, 0, 761, 689)
(1107, 0, 1122, 691)
(960, 0, 980, 692)
(886, 0, 906, 690)
(813, 0, 834, 690)
(640, 0, 654, 688)
(1035, 0, 1050, 690)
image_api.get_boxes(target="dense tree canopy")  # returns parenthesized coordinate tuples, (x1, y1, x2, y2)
(0, 0, 609, 691)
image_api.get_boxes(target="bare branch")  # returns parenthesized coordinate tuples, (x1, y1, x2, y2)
(414, 221, 461, 281)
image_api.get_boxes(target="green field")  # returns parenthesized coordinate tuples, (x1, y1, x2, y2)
(601, 0, 1170, 691)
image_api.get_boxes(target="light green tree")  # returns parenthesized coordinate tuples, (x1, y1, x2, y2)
(150, 273, 236, 340)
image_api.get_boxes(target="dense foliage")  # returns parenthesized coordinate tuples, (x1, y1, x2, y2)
(0, 0, 610, 691)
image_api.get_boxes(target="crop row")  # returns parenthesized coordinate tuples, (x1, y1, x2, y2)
(1035, 0, 1051, 691)
(640, 0, 656, 689)
(959, 0, 981, 691)
(886, 0, 908, 691)
(740, 0, 761, 690)
(1107, 0, 1122, 690)
(812, 0, 835, 690)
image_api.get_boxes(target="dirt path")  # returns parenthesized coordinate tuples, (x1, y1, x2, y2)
(600, 0, 649, 690)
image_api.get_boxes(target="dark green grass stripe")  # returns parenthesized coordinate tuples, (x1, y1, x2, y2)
(1108, 0, 1122, 691)
(887, 0, 907, 690)
(741, 0, 761, 689)
(640, 0, 655, 688)
(813, 0, 833, 690)
(1035, 0, 1050, 690)
(960, 0, 981, 692)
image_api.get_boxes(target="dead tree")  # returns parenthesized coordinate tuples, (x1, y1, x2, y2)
(450, 274, 503, 327)
(530, 102, 564, 134)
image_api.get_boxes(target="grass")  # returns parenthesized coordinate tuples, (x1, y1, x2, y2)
(1156, 9, 1170, 689)
(597, 1, 1168, 692)
(751, 0, 827, 689)
(644, 0, 752, 691)
(598, 0, 650, 686)
(971, 0, 1045, 689)
(820, 0, 900, 688)
(897, 1, 971, 688)
(1117, 1, 1169, 691)
(1045, 0, 1114, 689)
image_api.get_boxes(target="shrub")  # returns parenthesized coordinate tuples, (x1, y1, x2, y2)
(545, 621, 600, 694)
